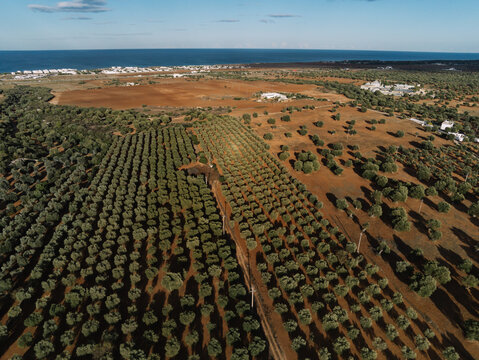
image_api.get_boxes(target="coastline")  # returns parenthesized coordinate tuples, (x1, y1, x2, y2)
(2, 48, 479, 74)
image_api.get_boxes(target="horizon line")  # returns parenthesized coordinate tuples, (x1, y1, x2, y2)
(1, 47, 479, 54)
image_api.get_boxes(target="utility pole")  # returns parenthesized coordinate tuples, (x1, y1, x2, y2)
(418, 199, 423, 213)
(357, 231, 364, 254)
(357, 222, 370, 254)
(222, 215, 225, 235)
(250, 286, 256, 308)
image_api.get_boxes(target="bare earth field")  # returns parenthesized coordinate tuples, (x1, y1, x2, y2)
(52, 78, 323, 110)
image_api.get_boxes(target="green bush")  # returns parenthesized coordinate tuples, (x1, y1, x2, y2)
(333, 336, 350, 354)
(442, 347, 459, 360)
(336, 198, 349, 210)
(437, 201, 450, 213)
(464, 319, 479, 340)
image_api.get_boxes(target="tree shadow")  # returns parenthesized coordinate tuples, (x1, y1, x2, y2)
(443, 331, 477, 360)
(430, 287, 463, 328)
(452, 227, 479, 262)
(408, 210, 429, 236)
(326, 192, 338, 207)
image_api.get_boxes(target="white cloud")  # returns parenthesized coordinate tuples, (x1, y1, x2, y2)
(29, 0, 109, 13)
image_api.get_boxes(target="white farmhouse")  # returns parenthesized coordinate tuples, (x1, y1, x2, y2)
(440, 120, 454, 131)
(260, 92, 287, 101)
(448, 132, 465, 142)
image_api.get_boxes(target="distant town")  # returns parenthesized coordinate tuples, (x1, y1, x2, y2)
(5, 64, 244, 80)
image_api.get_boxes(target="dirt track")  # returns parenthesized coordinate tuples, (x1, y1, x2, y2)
(211, 179, 288, 360)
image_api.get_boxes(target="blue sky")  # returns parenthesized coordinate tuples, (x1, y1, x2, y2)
(1, 0, 478, 52)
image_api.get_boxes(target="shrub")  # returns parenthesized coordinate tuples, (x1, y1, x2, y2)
(409, 274, 437, 297)
(207, 338, 222, 357)
(396, 315, 410, 330)
(468, 201, 479, 217)
(249, 336, 266, 356)
(361, 347, 377, 360)
(372, 337, 387, 351)
(333, 336, 350, 354)
(424, 260, 451, 284)
(424, 328, 435, 339)
(464, 319, 479, 340)
(317, 347, 331, 360)
(291, 336, 307, 352)
(165, 337, 181, 357)
(425, 186, 437, 196)
(368, 204, 383, 217)
(298, 309, 313, 325)
(336, 198, 349, 210)
(386, 324, 398, 340)
(463, 274, 479, 289)
(414, 335, 430, 351)
(360, 316, 373, 329)
(263, 133, 273, 140)
(18, 332, 33, 348)
(396, 130, 405, 138)
(442, 347, 459, 360)
(410, 185, 425, 199)
(161, 272, 183, 291)
(284, 320, 298, 333)
(34, 340, 55, 359)
(401, 346, 416, 359)
(406, 307, 418, 319)
(437, 201, 450, 213)
(347, 326, 360, 340)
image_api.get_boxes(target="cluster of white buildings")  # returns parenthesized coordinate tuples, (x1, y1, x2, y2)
(11, 68, 78, 80)
(4, 64, 244, 80)
(361, 80, 425, 96)
(439, 120, 468, 142)
(101, 66, 173, 74)
(410, 118, 479, 143)
(101, 64, 241, 75)
(259, 92, 288, 102)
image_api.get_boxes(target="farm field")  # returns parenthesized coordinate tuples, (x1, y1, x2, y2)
(0, 65, 479, 360)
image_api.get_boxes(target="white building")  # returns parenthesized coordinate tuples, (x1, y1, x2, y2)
(260, 92, 288, 101)
(448, 132, 465, 142)
(361, 80, 421, 96)
(410, 118, 427, 126)
(440, 120, 454, 131)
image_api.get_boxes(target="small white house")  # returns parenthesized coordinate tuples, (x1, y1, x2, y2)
(410, 118, 426, 126)
(440, 120, 454, 131)
(260, 92, 287, 101)
(448, 132, 465, 142)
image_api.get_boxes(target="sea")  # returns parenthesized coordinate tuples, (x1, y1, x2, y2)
(1, 48, 479, 73)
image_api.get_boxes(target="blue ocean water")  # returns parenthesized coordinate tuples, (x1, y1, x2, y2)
(1, 48, 479, 73)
